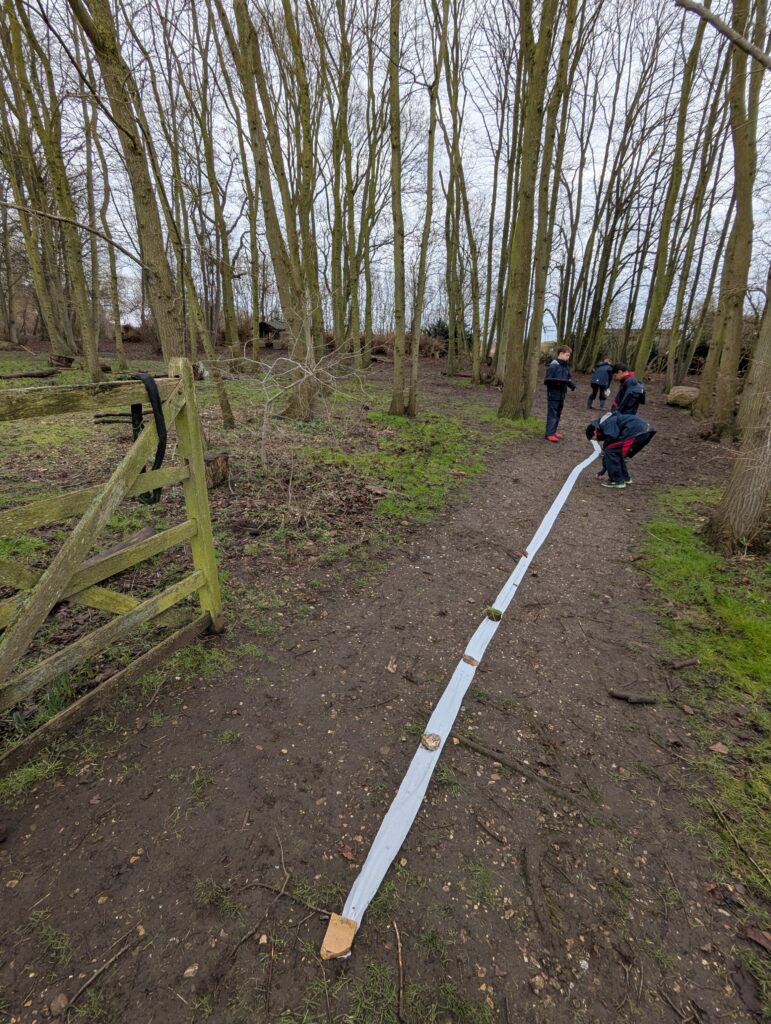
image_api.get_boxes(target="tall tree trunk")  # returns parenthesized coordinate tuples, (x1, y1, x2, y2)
(388, 0, 407, 415)
(707, 262, 771, 552)
(67, 0, 184, 362)
(498, 0, 560, 420)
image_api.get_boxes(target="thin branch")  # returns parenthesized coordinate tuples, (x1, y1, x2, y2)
(0, 201, 147, 269)
(673, 0, 771, 71)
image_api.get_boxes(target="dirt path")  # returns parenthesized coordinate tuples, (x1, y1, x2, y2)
(1, 369, 758, 1023)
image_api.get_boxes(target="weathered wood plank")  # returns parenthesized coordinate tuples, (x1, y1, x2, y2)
(0, 558, 139, 627)
(171, 359, 224, 632)
(0, 613, 212, 774)
(0, 377, 178, 422)
(0, 570, 204, 711)
(0, 382, 185, 686)
(0, 464, 188, 539)
(0, 521, 196, 630)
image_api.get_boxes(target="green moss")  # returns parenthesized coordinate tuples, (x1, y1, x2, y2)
(641, 487, 771, 910)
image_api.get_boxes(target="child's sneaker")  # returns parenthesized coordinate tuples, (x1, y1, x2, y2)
(601, 480, 626, 489)
(545, 434, 560, 443)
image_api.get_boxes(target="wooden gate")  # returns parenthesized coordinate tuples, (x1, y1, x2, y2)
(0, 358, 223, 769)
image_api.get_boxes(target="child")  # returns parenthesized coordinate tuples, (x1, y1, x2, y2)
(544, 345, 576, 442)
(586, 411, 656, 489)
(588, 356, 613, 409)
(611, 364, 646, 414)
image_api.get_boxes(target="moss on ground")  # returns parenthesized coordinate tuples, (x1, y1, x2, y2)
(641, 487, 770, 1011)
(301, 408, 539, 524)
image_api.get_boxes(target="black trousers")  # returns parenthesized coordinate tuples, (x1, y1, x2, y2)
(588, 383, 608, 407)
(603, 430, 656, 482)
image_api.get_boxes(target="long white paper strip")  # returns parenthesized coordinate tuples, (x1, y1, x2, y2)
(338, 441, 602, 936)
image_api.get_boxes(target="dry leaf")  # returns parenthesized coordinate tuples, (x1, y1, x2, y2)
(339, 844, 357, 862)
(183, 963, 199, 979)
(709, 742, 729, 755)
(386, 656, 398, 674)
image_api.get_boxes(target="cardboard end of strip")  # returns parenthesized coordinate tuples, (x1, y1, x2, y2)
(320, 913, 357, 960)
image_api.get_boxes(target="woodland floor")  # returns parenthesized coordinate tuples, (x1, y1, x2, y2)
(0, 354, 769, 1023)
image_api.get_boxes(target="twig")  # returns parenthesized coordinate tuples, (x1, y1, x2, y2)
(231, 834, 291, 959)
(65, 933, 137, 1017)
(657, 985, 688, 1020)
(706, 798, 771, 888)
(240, 880, 332, 918)
(475, 816, 508, 845)
(453, 732, 590, 812)
(392, 920, 405, 1021)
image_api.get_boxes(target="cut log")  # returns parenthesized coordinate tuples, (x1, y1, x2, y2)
(204, 451, 230, 490)
(48, 355, 74, 369)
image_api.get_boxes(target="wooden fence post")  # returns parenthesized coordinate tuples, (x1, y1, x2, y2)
(170, 358, 225, 632)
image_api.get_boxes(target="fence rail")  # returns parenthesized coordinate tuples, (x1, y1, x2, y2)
(0, 358, 223, 769)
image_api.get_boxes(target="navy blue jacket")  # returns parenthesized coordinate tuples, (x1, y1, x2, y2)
(591, 412, 652, 443)
(544, 358, 575, 392)
(613, 374, 645, 414)
(591, 360, 613, 388)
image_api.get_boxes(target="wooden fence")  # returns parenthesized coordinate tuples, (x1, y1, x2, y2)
(0, 357, 223, 770)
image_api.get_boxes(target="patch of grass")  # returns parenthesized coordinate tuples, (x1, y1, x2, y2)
(433, 762, 461, 796)
(415, 926, 454, 964)
(292, 877, 346, 910)
(648, 943, 678, 973)
(190, 994, 214, 1019)
(193, 877, 243, 920)
(170, 642, 233, 678)
(0, 535, 48, 560)
(0, 754, 61, 805)
(217, 729, 242, 745)
(29, 908, 74, 967)
(370, 879, 400, 920)
(641, 488, 771, 902)
(605, 874, 633, 919)
(465, 859, 495, 907)
(345, 961, 399, 1023)
(73, 989, 111, 1022)
(739, 949, 771, 1017)
(0, 417, 91, 451)
(190, 768, 215, 805)
(300, 410, 488, 525)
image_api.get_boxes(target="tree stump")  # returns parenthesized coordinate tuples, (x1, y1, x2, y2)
(204, 451, 229, 490)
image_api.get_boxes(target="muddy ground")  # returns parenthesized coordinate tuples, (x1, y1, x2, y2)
(0, 361, 766, 1023)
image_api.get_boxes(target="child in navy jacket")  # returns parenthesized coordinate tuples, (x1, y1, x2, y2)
(611, 364, 646, 414)
(587, 411, 656, 489)
(588, 357, 613, 409)
(544, 346, 576, 441)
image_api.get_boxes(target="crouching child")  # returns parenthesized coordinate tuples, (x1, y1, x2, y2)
(586, 411, 656, 490)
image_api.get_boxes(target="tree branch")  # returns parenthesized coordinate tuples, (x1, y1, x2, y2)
(673, 0, 771, 71)
(0, 201, 147, 269)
